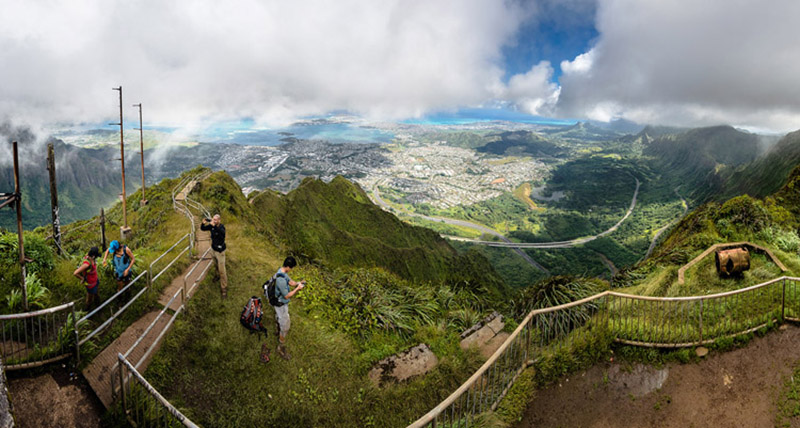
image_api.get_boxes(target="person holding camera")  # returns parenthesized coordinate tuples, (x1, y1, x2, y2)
(270, 256, 306, 360)
(201, 214, 228, 298)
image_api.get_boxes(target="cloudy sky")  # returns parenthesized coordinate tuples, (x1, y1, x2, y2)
(2, 0, 800, 132)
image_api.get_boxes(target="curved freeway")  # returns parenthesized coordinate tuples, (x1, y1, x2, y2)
(454, 177, 640, 249)
(370, 181, 549, 273)
(372, 177, 640, 256)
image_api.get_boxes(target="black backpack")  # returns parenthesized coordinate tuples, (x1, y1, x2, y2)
(263, 273, 286, 307)
(240, 296, 266, 334)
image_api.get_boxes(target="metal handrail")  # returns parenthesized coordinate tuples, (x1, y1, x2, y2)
(0, 301, 75, 320)
(117, 353, 199, 428)
(183, 248, 211, 291)
(131, 288, 184, 370)
(2, 170, 213, 374)
(408, 275, 800, 427)
(78, 271, 147, 325)
(0, 302, 78, 370)
(187, 254, 214, 296)
(80, 286, 149, 346)
(609, 276, 794, 301)
(78, 232, 194, 346)
(148, 234, 190, 272)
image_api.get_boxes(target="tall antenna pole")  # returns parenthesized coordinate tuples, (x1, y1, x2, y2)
(12, 142, 27, 311)
(133, 103, 147, 206)
(111, 86, 131, 239)
(46, 143, 62, 255)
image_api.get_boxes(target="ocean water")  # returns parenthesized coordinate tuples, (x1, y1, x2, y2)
(402, 107, 578, 126)
(207, 121, 394, 146)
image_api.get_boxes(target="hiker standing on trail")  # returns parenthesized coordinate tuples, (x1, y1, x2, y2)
(102, 240, 135, 292)
(74, 247, 101, 309)
(201, 214, 228, 298)
(267, 256, 305, 360)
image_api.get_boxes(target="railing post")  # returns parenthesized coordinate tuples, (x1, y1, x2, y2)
(524, 319, 531, 366)
(71, 302, 80, 365)
(782, 278, 787, 321)
(698, 299, 704, 343)
(118, 354, 127, 413)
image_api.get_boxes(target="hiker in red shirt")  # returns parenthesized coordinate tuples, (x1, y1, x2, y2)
(74, 246, 102, 309)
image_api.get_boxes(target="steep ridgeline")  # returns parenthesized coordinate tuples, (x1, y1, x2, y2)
(251, 175, 507, 298)
(716, 130, 800, 200)
(617, 163, 800, 296)
(642, 125, 762, 202)
(0, 139, 142, 230)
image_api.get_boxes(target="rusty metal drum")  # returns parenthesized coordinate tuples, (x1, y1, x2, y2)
(715, 247, 750, 276)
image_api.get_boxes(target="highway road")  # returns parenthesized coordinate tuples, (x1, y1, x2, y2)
(370, 177, 640, 270)
(370, 181, 550, 273)
(451, 178, 640, 249)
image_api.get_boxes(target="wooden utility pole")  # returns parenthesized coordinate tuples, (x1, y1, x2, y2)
(46, 143, 62, 255)
(133, 103, 147, 206)
(100, 208, 106, 251)
(12, 142, 28, 311)
(111, 86, 131, 240)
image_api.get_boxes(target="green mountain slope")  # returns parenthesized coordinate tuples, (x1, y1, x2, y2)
(642, 125, 761, 201)
(717, 130, 800, 199)
(250, 175, 507, 298)
(0, 139, 143, 230)
(1, 167, 510, 427)
(618, 164, 800, 296)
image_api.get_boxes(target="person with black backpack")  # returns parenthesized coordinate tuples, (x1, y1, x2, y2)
(264, 256, 306, 360)
(102, 240, 135, 292)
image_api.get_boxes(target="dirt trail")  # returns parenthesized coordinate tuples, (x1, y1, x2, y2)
(518, 325, 800, 428)
(8, 369, 104, 428)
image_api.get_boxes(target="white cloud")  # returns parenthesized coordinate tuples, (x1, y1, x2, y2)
(560, 49, 594, 75)
(502, 61, 560, 116)
(555, 0, 800, 131)
(0, 0, 525, 128)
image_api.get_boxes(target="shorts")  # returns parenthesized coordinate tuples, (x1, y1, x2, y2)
(86, 282, 99, 295)
(274, 304, 290, 336)
(116, 273, 131, 283)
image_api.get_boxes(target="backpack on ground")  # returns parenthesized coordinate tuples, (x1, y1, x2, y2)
(240, 296, 267, 335)
(263, 273, 286, 307)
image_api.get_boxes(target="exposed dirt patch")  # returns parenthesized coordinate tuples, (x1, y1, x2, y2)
(8, 367, 105, 428)
(518, 325, 800, 428)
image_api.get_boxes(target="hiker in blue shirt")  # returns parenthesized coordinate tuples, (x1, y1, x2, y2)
(269, 256, 306, 360)
(102, 240, 136, 291)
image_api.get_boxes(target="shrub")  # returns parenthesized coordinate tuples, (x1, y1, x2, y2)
(0, 232, 54, 274)
(6, 272, 50, 311)
(715, 195, 770, 233)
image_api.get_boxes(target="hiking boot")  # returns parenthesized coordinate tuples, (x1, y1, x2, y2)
(277, 344, 291, 360)
(260, 343, 271, 364)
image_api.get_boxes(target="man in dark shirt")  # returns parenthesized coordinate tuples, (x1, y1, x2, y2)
(201, 214, 228, 298)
